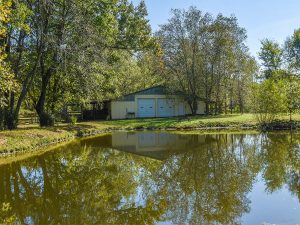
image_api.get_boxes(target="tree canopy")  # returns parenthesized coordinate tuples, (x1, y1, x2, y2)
(0, 0, 160, 129)
(157, 7, 256, 115)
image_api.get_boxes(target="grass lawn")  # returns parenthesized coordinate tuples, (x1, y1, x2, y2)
(103, 113, 257, 128)
(1, 113, 300, 156)
(103, 113, 300, 129)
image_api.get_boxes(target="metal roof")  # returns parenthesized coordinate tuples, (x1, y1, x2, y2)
(113, 85, 209, 102)
(115, 85, 168, 101)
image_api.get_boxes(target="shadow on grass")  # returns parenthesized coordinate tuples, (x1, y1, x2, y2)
(191, 114, 241, 120)
(108, 114, 242, 126)
(16, 123, 97, 133)
(14, 114, 245, 132)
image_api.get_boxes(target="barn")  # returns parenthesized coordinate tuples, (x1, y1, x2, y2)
(109, 86, 205, 119)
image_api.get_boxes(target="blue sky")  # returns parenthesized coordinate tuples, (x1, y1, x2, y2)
(132, 0, 300, 58)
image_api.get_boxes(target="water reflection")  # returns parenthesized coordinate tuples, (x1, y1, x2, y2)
(0, 131, 300, 225)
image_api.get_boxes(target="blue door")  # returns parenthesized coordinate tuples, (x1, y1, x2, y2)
(137, 99, 155, 118)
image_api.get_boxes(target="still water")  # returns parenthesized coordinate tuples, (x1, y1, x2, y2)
(0, 131, 300, 225)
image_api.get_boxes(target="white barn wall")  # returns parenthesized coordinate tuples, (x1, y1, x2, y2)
(197, 101, 206, 114)
(111, 101, 135, 119)
(111, 95, 206, 119)
(184, 101, 206, 115)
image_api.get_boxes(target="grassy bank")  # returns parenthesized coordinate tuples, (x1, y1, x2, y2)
(105, 113, 258, 129)
(105, 113, 300, 130)
(0, 123, 114, 156)
(1, 113, 300, 156)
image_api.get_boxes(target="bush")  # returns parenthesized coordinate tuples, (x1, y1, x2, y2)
(39, 112, 55, 127)
(70, 115, 78, 125)
(66, 115, 78, 125)
(251, 79, 287, 124)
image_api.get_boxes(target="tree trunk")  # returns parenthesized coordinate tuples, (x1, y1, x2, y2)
(5, 54, 40, 129)
(36, 68, 54, 127)
(205, 102, 209, 115)
(192, 99, 198, 116)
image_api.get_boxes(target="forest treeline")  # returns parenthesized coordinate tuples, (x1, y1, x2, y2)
(1, 1, 300, 130)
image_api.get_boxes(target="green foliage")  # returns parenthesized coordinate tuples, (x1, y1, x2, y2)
(2, 0, 299, 132)
(256, 27, 300, 123)
(70, 115, 78, 125)
(251, 79, 287, 124)
(259, 39, 283, 79)
(0, 0, 11, 36)
(75, 50, 161, 102)
(0, 0, 17, 108)
(39, 112, 55, 127)
(157, 7, 256, 115)
(0, 0, 157, 130)
(0, 51, 16, 107)
(282, 75, 300, 120)
(285, 28, 300, 73)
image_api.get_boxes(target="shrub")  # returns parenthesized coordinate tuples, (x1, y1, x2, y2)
(251, 79, 287, 124)
(69, 115, 78, 126)
(39, 112, 55, 127)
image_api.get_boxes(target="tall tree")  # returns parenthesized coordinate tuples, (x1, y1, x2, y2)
(0, 0, 19, 129)
(157, 8, 213, 115)
(253, 28, 300, 123)
(157, 7, 255, 115)
(258, 39, 283, 79)
(285, 28, 300, 74)
(1, 0, 156, 128)
(31, 0, 155, 127)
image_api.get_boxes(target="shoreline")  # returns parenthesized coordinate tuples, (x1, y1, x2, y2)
(1, 115, 300, 158)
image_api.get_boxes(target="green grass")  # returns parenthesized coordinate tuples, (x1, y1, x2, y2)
(0, 122, 115, 155)
(1, 113, 300, 156)
(101, 113, 257, 129)
(102, 113, 300, 129)
(0, 128, 73, 153)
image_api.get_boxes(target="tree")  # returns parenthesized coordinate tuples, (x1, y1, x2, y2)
(1, 0, 35, 129)
(31, 0, 155, 127)
(283, 28, 300, 121)
(234, 55, 257, 113)
(1, 0, 156, 129)
(0, 0, 18, 129)
(157, 8, 212, 115)
(254, 29, 300, 124)
(281, 74, 300, 122)
(251, 78, 287, 124)
(285, 28, 300, 74)
(258, 39, 283, 79)
(157, 7, 256, 115)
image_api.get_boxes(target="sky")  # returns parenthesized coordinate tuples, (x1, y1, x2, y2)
(132, 0, 300, 58)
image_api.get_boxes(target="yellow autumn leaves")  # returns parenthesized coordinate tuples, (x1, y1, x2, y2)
(0, 0, 16, 107)
(0, 0, 12, 38)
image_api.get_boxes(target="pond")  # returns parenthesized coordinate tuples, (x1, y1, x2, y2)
(0, 131, 300, 225)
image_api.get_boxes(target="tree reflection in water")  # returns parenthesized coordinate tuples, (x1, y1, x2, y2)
(260, 132, 300, 199)
(0, 132, 299, 225)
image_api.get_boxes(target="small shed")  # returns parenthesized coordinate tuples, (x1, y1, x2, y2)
(110, 86, 205, 119)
